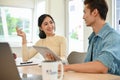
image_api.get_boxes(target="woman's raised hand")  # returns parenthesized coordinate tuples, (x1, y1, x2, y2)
(16, 26, 26, 38)
(16, 26, 27, 44)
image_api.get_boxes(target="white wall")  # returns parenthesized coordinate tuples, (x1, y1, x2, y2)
(46, 0, 66, 36)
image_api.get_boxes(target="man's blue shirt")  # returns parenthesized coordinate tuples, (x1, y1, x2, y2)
(84, 23, 120, 75)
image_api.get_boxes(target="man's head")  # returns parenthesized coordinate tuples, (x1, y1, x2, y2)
(84, 0, 108, 20)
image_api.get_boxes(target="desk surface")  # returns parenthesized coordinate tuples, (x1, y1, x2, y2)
(18, 65, 120, 80)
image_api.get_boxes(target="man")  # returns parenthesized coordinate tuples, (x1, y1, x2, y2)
(64, 0, 120, 75)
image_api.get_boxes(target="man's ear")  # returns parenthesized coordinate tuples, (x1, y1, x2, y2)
(92, 9, 99, 16)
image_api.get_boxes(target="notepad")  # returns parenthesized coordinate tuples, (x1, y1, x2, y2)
(17, 62, 38, 67)
(16, 58, 41, 67)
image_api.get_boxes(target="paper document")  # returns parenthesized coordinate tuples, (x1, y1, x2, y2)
(33, 46, 61, 61)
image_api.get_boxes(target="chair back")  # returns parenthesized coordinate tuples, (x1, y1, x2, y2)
(67, 51, 86, 64)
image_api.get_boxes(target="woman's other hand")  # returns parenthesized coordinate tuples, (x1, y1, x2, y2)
(45, 53, 56, 61)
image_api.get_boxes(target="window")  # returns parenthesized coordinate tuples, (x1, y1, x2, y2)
(0, 0, 46, 47)
(0, 7, 33, 43)
(68, 0, 84, 53)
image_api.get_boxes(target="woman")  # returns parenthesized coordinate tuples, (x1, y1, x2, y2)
(16, 14, 67, 62)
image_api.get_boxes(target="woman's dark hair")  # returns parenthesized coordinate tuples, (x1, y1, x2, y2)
(84, 0, 108, 20)
(38, 14, 55, 39)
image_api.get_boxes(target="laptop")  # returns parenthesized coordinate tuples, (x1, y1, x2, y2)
(0, 42, 42, 80)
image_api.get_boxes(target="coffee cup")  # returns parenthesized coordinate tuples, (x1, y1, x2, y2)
(41, 60, 64, 80)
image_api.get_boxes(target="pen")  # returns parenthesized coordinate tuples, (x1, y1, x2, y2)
(20, 61, 33, 64)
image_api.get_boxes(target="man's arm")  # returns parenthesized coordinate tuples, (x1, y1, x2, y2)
(64, 61, 108, 73)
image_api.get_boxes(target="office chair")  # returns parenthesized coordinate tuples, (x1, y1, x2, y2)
(67, 51, 86, 64)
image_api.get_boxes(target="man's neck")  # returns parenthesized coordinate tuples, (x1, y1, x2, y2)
(92, 20, 106, 35)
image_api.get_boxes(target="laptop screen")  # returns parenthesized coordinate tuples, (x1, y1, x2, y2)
(0, 42, 21, 80)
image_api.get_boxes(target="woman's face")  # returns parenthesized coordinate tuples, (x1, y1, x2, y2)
(40, 16, 55, 36)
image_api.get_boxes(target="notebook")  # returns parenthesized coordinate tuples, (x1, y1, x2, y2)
(0, 42, 42, 80)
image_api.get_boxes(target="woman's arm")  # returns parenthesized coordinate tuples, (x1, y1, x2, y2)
(22, 44, 37, 62)
(16, 27, 37, 62)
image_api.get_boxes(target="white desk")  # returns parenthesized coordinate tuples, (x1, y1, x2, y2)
(18, 65, 120, 80)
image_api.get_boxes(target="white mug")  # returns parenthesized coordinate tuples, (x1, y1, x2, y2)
(41, 60, 64, 80)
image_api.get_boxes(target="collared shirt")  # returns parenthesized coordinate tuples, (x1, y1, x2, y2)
(84, 23, 120, 75)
